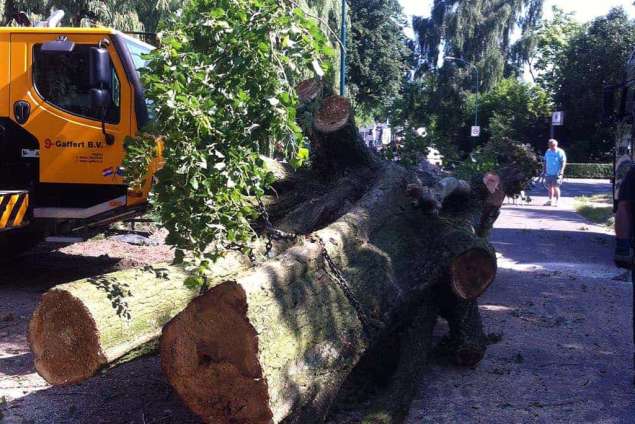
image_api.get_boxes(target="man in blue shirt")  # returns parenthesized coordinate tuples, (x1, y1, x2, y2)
(543, 139, 567, 206)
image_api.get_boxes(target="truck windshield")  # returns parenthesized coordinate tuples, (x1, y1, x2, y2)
(122, 35, 156, 121)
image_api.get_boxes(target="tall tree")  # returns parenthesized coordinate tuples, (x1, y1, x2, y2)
(472, 77, 551, 150)
(404, 0, 544, 158)
(554, 7, 635, 161)
(413, 0, 543, 89)
(348, 0, 412, 118)
(512, 6, 582, 98)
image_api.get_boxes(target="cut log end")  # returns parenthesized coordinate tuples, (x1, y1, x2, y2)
(314, 95, 352, 133)
(160, 282, 272, 424)
(28, 290, 105, 385)
(450, 248, 497, 300)
(296, 79, 322, 104)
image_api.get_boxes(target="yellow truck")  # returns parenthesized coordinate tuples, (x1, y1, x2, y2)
(0, 22, 161, 255)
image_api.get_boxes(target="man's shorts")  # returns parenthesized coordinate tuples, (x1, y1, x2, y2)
(545, 175, 563, 187)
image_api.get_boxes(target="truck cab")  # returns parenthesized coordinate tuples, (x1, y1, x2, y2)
(0, 27, 161, 251)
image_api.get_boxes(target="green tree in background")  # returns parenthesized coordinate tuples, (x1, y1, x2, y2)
(555, 7, 635, 161)
(517, 6, 581, 98)
(0, 0, 180, 32)
(471, 78, 551, 149)
(348, 0, 412, 118)
(414, 0, 543, 88)
(405, 0, 544, 159)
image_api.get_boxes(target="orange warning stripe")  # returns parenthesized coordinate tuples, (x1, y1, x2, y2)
(0, 193, 29, 229)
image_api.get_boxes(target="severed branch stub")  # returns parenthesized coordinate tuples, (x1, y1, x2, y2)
(310, 95, 377, 177)
(296, 78, 322, 104)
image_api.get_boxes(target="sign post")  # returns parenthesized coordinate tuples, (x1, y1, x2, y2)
(551, 111, 564, 139)
(471, 126, 481, 138)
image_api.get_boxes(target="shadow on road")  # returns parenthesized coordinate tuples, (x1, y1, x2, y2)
(0, 249, 123, 291)
(2, 356, 202, 424)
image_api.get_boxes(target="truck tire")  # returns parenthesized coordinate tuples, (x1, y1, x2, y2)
(0, 228, 44, 261)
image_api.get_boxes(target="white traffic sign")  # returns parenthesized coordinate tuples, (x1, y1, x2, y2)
(471, 126, 481, 137)
(552, 111, 564, 126)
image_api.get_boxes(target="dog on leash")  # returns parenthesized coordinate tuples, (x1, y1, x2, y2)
(504, 190, 531, 205)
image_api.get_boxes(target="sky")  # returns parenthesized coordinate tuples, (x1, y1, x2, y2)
(400, 0, 635, 38)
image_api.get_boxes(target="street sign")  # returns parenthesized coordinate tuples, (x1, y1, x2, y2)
(552, 111, 564, 126)
(471, 126, 481, 137)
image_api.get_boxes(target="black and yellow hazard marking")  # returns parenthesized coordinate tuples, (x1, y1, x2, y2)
(0, 192, 29, 230)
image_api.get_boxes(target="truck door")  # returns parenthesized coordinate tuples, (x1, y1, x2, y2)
(9, 32, 132, 210)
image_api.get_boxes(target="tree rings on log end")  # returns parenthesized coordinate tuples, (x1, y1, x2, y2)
(160, 282, 272, 424)
(28, 290, 105, 385)
(450, 248, 497, 300)
(296, 79, 321, 104)
(314, 95, 352, 133)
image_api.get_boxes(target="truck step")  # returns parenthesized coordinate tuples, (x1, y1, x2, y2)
(0, 191, 29, 231)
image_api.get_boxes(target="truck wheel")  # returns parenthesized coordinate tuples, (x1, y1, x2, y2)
(0, 229, 44, 261)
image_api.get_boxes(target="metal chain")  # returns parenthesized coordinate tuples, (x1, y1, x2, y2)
(256, 197, 382, 338)
(312, 235, 384, 339)
(257, 198, 298, 257)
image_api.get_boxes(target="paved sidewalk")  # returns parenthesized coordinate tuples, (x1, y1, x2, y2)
(406, 179, 635, 423)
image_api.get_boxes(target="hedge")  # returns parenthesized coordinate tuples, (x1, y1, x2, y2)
(564, 163, 612, 179)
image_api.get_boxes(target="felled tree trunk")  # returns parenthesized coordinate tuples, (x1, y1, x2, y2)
(156, 91, 535, 424)
(159, 157, 504, 423)
(28, 253, 252, 385)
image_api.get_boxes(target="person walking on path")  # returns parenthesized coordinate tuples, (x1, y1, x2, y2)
(543, 139, 567, 206)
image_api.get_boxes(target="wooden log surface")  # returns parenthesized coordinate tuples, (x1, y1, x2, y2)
(28, 253, 252, 385)
(160, 162, 500, 424)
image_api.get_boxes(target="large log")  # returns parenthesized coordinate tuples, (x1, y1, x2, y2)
(28, 253, 252, 385)
(26, 156, 307, 386)
(159, 161, 502, 423)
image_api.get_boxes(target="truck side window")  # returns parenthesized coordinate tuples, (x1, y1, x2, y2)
(33, 44, 120, 123)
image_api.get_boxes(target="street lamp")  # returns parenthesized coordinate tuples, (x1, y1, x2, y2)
(340, 0, 346, 96)
(445, 56, 479, 129)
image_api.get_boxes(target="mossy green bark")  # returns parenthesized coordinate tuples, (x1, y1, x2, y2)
(161, 162, 499, 423)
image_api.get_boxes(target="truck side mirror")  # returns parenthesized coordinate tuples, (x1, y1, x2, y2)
(90, 88, 114, 145)
(90, 88, 111, 115)
(89, 46, 112, 89)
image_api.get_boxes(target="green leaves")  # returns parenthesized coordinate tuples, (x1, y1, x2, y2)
(124, 0, 331, 284)
(348, 0, 412, 117)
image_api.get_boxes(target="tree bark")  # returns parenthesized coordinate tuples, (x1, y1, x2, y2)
(27, 253, 252, 385)
(159, 161, 501, 424)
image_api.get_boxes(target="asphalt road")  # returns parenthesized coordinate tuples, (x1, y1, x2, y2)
(407, 179, 635, 423)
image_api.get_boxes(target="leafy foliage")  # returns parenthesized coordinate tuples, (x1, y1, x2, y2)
(553, 7, 635, 162)
(456, 138, 541, 195)
(414, 0, 544, 89)
(469, 78, 551, 150)
(516, 6, 582, 97)
(348, 0, 412, 117)
(565, 163, 612, 179)
(406, 0, 545, 160)
(0, 0, 179, 32)
(124, 0, 331, 285)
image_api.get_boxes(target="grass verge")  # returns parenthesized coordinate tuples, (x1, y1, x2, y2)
(574, 194, 614, 227)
